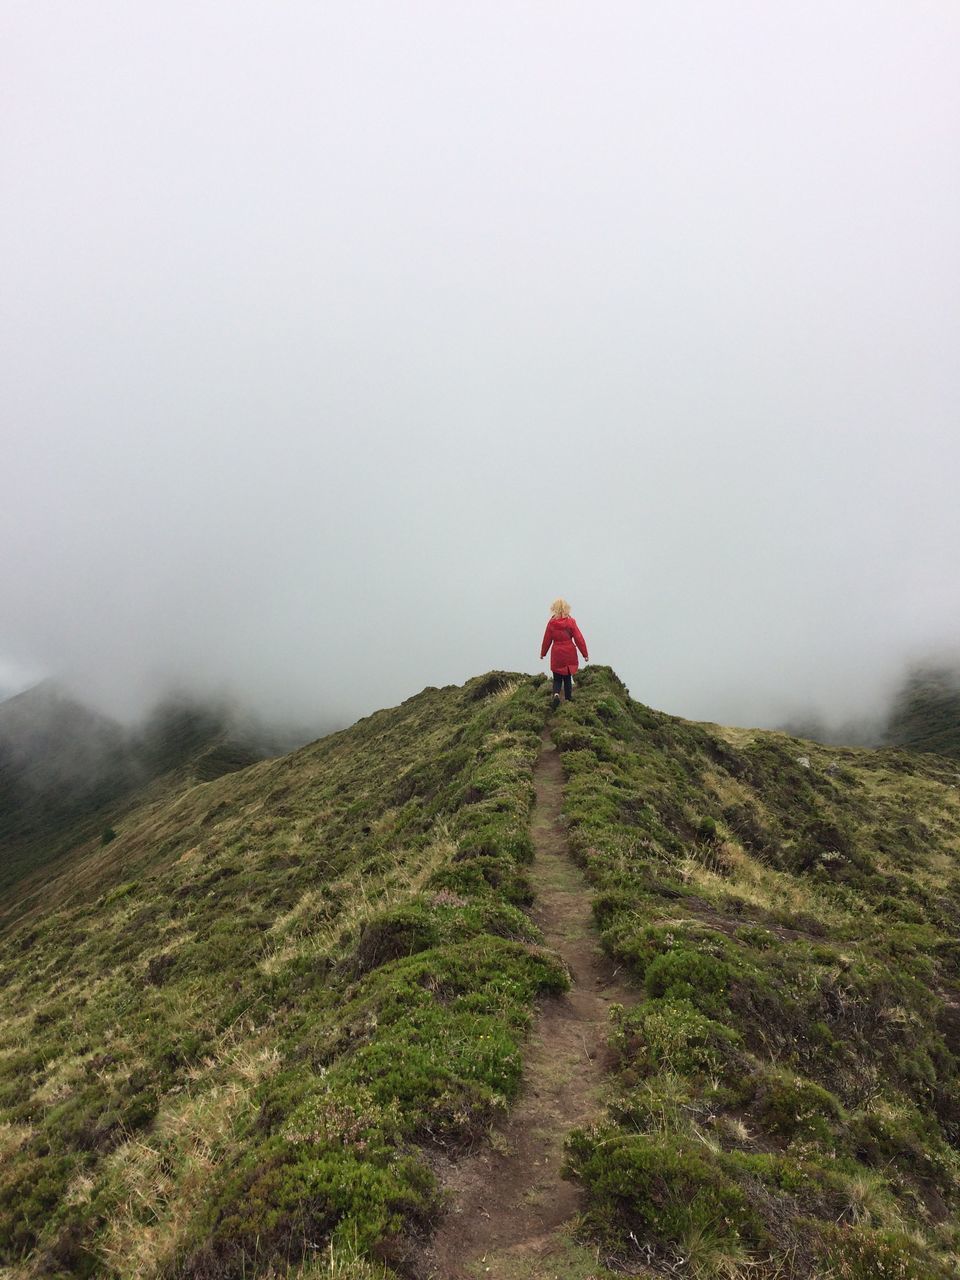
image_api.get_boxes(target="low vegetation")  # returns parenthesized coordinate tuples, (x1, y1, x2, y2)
(556, 666, 960, 1277)
(3, 664, 959, 1278)
(0, 673, 562, 1278)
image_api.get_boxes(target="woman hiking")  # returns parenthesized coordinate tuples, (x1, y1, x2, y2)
(540, 598, 589, 707)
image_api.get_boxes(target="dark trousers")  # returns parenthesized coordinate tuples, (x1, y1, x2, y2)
(552, 672, 573, 701)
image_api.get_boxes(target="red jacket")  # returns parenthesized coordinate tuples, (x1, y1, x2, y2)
(541, 616, 588, 674)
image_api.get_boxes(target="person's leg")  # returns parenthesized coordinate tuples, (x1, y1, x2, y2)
(563, 673, 573, 701)
(552, 674, 562, 703)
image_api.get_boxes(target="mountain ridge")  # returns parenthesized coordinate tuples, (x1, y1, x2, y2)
(0, 668, 957, 1279)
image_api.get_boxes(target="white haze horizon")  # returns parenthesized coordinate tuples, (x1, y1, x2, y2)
(3, 3, 959, 735)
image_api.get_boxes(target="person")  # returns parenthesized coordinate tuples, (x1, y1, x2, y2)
(540, 598, 588, 706)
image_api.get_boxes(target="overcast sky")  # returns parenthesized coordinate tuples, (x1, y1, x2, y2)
(2, 1, 958, 730)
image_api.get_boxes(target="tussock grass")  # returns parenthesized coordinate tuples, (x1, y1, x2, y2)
(271, 1235, 392, 1278)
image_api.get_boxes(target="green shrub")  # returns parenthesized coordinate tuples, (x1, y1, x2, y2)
(351, 905, 443, 974)
(696, 816, 719, 842)
(752, 1069, 842, 1145)
(564, 1128, 763, 1253)
(848, 1103, 949, 1178)
(644, 948, 730, 1010)
(186, 1141, 437, 1276)
(612, 998, 738, 1079)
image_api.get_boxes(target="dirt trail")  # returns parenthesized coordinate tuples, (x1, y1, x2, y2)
(418, 728, 638, 1280)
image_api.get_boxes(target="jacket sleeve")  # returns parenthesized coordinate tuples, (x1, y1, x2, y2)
(572, 622, 588, 661)
(540, 622, 553, 660)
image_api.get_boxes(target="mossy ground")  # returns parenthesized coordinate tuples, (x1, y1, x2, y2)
(555, 666, 960, 1278)
(0, 673, 561, 1279)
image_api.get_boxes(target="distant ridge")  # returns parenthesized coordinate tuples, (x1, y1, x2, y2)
(886, 662, 960, 760)
(0, 682, 283, 901)
(0, 681, 134, 894)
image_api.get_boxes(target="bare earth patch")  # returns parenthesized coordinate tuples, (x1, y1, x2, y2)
(417, 728, 638, 1280)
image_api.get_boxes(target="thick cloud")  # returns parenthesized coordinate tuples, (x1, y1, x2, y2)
(2, 2, 958, 729)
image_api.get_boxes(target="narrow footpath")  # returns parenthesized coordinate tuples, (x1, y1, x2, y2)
(419, 728, 638, 1280)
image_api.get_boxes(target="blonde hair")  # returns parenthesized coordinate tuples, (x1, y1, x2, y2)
(550, 598, 571, 619)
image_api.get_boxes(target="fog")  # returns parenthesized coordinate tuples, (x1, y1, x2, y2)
(2, 2, 959, 732)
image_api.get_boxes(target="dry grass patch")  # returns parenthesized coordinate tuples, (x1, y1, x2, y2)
(98, 1038, 282, 1278)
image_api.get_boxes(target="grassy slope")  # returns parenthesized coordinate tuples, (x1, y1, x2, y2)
(556, 667, 960, 1279)
(0, 673, 564, 1280)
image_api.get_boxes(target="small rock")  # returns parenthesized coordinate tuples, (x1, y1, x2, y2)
(796, 755, 811, 769)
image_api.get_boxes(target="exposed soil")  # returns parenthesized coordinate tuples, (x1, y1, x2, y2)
(416, 728, 638, 1280)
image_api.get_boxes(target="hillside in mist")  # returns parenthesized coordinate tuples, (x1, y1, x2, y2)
(0, 669, 958, 1279)
(775, 659, 960, 760)
(886, 664, 960, 762)
(0, 682, 138, 897)
(0, 682, 306, 912)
